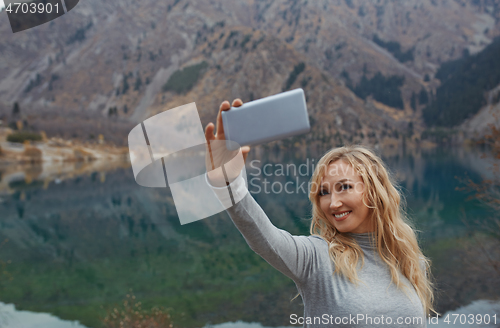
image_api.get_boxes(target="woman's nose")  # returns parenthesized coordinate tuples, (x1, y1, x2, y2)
(329, 193, 342, 209)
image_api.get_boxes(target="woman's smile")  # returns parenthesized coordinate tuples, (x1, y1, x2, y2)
(319, 160, 373, 233)
(333, 210, 351, 221)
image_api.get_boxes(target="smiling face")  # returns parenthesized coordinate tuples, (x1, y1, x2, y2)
(318, 160, 373, 234)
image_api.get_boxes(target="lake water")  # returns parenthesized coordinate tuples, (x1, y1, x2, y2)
(0, 145, 498, 327)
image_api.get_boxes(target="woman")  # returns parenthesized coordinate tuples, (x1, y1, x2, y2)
(205, 99, 434, 328)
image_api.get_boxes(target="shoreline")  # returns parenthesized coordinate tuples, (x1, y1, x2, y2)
(0, 130, 131, 194)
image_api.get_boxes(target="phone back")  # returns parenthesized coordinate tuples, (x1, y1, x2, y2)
(221, 88, 310, 149)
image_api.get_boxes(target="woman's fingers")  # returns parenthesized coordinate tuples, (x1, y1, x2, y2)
(205, 122, 215, 141)
(215, 99, 243, 138)
(242, 146, 250, 163)
(215, 100, 231, 138)
(232, 98, 243, 107)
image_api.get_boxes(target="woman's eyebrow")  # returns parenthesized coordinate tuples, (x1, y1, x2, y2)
(320, 178, 352, 188)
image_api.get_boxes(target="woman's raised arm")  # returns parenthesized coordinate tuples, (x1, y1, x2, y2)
(204, 99, 326, 283)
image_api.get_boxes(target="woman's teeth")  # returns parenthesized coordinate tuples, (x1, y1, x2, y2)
(334, 211, 350, 218)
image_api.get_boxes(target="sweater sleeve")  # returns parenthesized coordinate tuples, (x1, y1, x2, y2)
(207, 170, 318, 282)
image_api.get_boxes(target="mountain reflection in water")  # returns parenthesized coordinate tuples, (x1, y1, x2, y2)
(0, 146, 498, 328)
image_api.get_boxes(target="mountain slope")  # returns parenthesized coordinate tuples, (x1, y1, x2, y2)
(1, 0, 500, 145)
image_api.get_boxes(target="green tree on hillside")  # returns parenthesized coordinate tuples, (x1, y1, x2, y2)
(419, 89, 428, 105)
(353, 72, 405, 109)
(12, 102, 20, 116)
(284, 62, 306, 91)
(411, 92, 417, 111)
(163, 62, 209, 94)
(372, 35, 414, 63)
(134, 76, 142, 91)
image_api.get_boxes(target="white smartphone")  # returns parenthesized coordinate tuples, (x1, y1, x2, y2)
(221, 88, 310, 150)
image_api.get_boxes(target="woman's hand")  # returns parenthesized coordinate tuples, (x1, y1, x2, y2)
(205, 99, 251, 187)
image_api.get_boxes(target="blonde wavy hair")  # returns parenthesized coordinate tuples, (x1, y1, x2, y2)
(308, 145, 435, 315)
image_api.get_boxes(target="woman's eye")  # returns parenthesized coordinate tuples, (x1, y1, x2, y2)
(340, 184, 352, 191)
(342, 184, 352, 190)
(319, 189, 329, 196)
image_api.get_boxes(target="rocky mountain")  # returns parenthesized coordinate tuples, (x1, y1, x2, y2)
(1, 0, 499, 146)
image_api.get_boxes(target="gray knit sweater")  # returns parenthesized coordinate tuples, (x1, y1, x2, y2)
(210, 172, 426, 328)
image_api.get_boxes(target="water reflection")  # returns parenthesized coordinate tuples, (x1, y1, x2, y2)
(0, 302, 87, 328)
(0, 146, 497, 327)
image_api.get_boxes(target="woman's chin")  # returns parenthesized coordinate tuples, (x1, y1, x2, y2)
(336, 227, 352, 233)
(330, 222, 352, 233)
